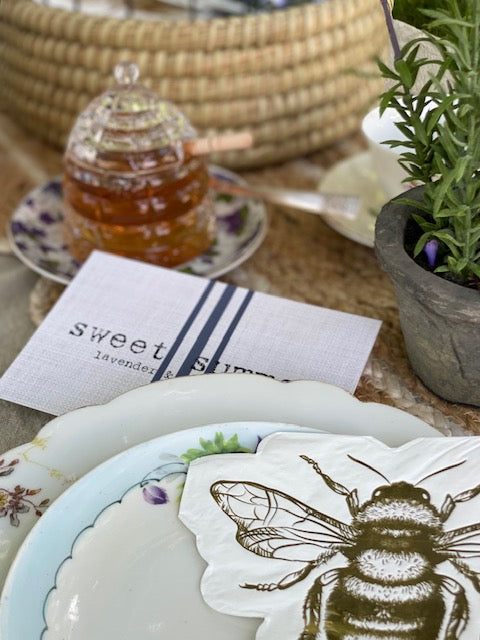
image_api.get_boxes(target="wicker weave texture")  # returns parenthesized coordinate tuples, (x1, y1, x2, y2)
(0, 0, 387, 168)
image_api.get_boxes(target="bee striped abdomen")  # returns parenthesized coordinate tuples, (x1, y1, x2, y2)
(325, 563, 444, 640)
(343, 574, 434, 603)
(354, 549, 428, 583)
(323, 495, 445, 639)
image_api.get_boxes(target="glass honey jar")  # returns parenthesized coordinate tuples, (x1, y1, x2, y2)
(62, 62, 216, 268)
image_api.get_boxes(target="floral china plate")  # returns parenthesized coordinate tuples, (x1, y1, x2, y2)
(0, 374, 441, 594)
(0, 421, 312, 640)
(7, 166, 267, 285)
(0, 414, 438, 640)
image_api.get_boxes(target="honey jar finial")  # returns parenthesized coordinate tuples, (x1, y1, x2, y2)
(114, 61, 140, 86)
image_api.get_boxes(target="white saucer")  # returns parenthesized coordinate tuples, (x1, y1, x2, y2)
(318, 151, 390, 248)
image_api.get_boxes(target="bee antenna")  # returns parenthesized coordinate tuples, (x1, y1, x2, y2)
(347, 454, 391, 484)
(415, 459, 466, 485)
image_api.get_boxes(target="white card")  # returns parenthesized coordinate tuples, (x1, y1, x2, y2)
(179, 432, 480, 640)
(0, 251, 381, 415)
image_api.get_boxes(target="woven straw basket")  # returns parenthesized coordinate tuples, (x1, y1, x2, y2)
(0, 0, 387, 168)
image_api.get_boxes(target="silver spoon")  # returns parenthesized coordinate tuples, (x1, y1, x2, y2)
(209, 175, 360, 221)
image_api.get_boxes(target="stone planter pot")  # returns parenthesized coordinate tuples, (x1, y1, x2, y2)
(375, 185, 480, 407)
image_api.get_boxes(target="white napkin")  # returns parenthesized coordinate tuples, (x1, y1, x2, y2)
(180, 432, 480, 640)
(0, 251, 381, 415)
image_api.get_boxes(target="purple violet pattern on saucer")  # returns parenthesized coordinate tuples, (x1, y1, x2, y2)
(8, 166, 267, 285)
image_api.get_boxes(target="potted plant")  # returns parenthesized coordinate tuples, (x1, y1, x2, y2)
(374, 0, 480, 406)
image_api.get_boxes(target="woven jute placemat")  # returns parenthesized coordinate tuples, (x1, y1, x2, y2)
(1, 108, 477, 436)
(24, 133, 480, 437)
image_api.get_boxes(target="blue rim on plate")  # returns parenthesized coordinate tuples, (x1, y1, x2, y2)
(0, 421, 313, 640)
(7, 165, 267, 285)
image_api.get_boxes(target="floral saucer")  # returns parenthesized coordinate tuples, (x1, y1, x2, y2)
(7, 166, 267, 285)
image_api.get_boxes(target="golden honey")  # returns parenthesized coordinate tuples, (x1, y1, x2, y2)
(62, 62, 216, 268)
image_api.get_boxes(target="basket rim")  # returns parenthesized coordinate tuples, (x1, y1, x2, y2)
(1, 0, 382, 51)
(0, 36, 383, 102)
(0, 9, 383, 77)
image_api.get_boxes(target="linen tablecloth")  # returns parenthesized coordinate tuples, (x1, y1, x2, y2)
(1, 111, 479, 454)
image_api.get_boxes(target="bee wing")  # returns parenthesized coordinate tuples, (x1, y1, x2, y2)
(211, 480, 355, 562)
(437, 522, 480, 558)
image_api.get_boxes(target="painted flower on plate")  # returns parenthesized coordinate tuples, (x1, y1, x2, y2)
(0, 458, 50, 527)
(143, 484, 169, 505)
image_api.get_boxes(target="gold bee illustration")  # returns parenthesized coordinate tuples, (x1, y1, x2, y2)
(211, 455, 480, 639)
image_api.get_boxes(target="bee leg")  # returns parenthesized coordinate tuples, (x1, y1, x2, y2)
(300, 455, 359, 516)
(242, 560, 319, 591)
(440, 574, 469, 639)
(440, 482, 480, 522)
(298, 568, 339, 640)
(449, 557, 480, 593)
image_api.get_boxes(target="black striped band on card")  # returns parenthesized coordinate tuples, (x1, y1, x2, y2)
(151, 280, 215, 382)
(204, 289, 254, 373)
(151, 282, 254, 381)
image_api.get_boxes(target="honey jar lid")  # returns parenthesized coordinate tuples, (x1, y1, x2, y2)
(64, 61, 197, 174)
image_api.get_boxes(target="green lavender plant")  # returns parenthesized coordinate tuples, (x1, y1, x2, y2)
(378, 0, 480, 285)
(392, 0, 447, 33)
(392, 0, 470, 35)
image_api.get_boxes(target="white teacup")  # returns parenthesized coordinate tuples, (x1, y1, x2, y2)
(361, 106, 410, 199)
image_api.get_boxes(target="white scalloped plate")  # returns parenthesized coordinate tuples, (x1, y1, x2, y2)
(0, 374, 441, 596)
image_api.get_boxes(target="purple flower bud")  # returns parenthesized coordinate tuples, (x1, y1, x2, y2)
(143, 484, 168, 505)
(424, 239, 439, 268)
